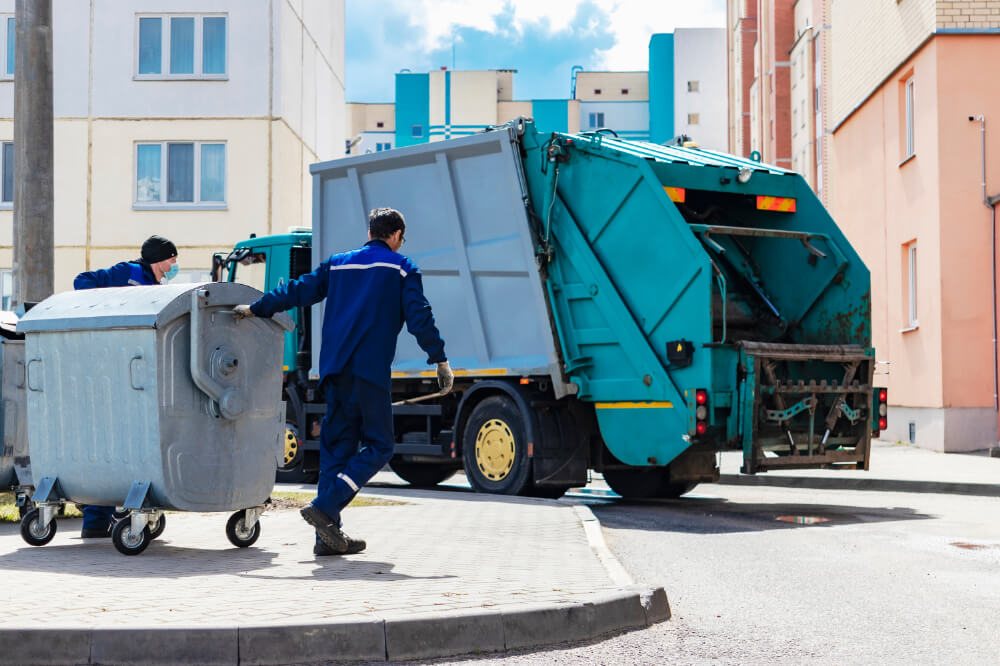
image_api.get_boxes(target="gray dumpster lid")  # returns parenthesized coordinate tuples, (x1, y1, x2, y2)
(17, 283, 270, 333)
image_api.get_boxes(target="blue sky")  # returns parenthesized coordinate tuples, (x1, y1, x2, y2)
(345, 0, 725, 103)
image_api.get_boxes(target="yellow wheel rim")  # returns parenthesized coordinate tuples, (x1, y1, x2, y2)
(474, 418, 515, 481)
(283, 427, 299, 467)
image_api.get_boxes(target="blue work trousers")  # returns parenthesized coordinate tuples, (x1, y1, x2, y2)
(82, 505, 115, 530)
(312, 373, 395, 528)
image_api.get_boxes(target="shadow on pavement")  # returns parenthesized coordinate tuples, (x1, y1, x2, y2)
(242, 558, 456, 582)
(590, 496, 932, 535)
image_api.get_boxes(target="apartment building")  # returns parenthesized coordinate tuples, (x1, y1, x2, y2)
(347, 30, 727, 156)
(0, 0, 345, 303)
(727, 0, 1000, 452)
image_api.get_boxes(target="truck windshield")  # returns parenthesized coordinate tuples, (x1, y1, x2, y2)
(231, 252, 267, 292)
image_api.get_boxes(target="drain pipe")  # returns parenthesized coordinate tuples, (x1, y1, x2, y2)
(972, 115, 1000, 456)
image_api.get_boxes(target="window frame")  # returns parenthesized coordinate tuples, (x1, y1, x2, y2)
(687, 80, 700, 93)
(588, 112, 605, 129)
(0, 140, 12, 208)
(133, 140, 227, 210)
(907, 243, 918, 327)
(411, 124, 423, 138)
(134, 13, 229, 81)
(1, 14, 13, 80)
(904, 77, 915, 160)
(0, 268, 10, 311)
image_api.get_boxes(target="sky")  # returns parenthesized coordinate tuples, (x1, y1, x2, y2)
(345, 0, 726, 103)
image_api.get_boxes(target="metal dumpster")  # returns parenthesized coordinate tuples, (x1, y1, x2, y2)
(16, 282, 293, 555)
(0, 337, 29, 492)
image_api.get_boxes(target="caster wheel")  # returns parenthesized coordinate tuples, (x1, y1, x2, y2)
(112, 509, 130, 521)
(112, 518, 151, 556)
(20, 508, 56, 547)
(226, 510, 261, 548)
(148, 514, 166, 540)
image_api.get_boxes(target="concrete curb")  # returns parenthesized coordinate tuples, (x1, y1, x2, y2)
(0, 588, 669, 665)
(0, 506, 669, 665)
(717, 473, 1000, 497)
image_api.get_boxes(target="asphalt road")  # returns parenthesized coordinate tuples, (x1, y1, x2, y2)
(356, 479, 1000, 666)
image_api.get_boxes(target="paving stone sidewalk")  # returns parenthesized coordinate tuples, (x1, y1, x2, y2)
(0, 489, 623, 626)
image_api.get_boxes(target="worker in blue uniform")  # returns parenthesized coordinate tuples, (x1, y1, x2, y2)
(233, 207, 452, 556)
(73, 235, 179, 538)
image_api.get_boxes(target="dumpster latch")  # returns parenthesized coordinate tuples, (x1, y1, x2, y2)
(191, 289, 245, 419)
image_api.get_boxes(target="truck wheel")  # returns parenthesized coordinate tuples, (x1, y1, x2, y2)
(389, 460, 457, 487)
(603, 468, 664, 499)
(275, 423, 311, 484)
(462, 396, 532, 495)
(660, 481, 698, 498)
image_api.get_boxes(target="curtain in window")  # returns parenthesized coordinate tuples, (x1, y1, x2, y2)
(203, 17, 226, 74)
(6, 17, 14, 75)
(170, 17, 194, 74)
(138, 17, 161, 75)
(200, 144, 225, 202)
(167, 143, 194, 202)
(136, 144, 161, 202)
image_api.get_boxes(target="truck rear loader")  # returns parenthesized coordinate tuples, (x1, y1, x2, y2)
(213, 119, 886, 498)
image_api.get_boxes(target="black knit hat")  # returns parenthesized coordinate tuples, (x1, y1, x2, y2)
(140, 235, 177, 264)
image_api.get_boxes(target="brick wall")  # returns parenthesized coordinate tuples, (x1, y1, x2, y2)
(937, 1, 1000, 29)
(831, 0, 936, 124)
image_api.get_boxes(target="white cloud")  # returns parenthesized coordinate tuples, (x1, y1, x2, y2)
(368, 0, 724, 65)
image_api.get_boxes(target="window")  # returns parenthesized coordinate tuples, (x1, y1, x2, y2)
(593, 88, 602, 95)
(588, 112, 605, 128)
(904, 77, 915, 159)
(687, 80, 700, 93)
(2, 15, 13, 77)
(411, 125, 423, 138)
(1, 141, 12, 205)
(135, 141, 226, 208)
(688, 113, 700, 125)
(375, 142, 391, 152)
(0, 269, 10, 310)
(621, 88, 629, 95)
(136, 14, 227, 78)
(904, 242, 918, 329)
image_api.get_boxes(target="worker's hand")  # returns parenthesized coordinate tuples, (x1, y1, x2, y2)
(232, 304, 255, 320)
(436, 361, 454, 394)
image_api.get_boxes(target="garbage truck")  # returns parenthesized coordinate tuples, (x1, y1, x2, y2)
(212, 118, 887, 498)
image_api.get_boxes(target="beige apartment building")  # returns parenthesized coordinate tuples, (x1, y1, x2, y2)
(0, 0, 345, 304)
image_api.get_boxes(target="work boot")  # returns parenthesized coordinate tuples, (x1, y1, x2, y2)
(300, 505, 348, 553)
(314, 533, 366, 556)
(80, 524, 112, 539)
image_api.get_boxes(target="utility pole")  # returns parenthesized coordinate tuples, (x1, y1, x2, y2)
(12, 0, 53, 308)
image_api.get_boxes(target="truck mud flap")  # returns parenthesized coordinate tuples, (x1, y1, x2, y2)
(738, 341, 875, 474)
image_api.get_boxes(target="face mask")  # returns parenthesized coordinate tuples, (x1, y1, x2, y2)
(163, 262, 179, 282)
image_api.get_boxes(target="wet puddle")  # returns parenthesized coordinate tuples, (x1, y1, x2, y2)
(775, 515, 831, 525)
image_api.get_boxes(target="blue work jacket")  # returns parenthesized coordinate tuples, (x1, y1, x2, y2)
(74, 261, 158, 290)
(249, 239, 446, 390)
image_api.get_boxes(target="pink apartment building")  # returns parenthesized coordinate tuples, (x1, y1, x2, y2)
(730, 0, 1000, 452)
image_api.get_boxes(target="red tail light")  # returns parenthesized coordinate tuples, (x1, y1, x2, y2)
(878, 417, 887, 430)
(696, 421, 708, 435)
(879, 389, 887, 402)
(695, 389, 708, 405)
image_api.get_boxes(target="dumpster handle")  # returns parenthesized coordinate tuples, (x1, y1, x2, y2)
(191, 289, 245, 419)
(26, 359, 42, 392)
(15, 360, 25, 388)
(216, 309, 295, 333)
(129, 354, 144, 391)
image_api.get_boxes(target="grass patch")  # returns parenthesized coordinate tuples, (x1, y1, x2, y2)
(0, 491, 83, 523)
(0, 490, 404, 522)
(269, 491, 407, 511)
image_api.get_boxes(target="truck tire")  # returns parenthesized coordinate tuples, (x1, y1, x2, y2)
(462, 395, 532, 495)
(660, 481, 698, 498)
(389, 460, 457, 487)
(602, 468, 664, 498)
(276, 422, 315, 484)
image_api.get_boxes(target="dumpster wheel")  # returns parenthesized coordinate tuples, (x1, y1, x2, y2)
(20, 508, 56, 547)
(226, 510, 261, 548)
(112, 519, 151, 556)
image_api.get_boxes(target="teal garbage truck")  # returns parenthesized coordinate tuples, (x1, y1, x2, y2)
(212, 119, 886, 498)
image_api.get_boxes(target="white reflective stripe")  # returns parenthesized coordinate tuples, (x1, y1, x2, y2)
(330, 262, 407, 277)
(127, 279, 141, 285)
(337, 472, 360, 493)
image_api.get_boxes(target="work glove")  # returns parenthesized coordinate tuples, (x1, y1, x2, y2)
(232, 304, 255, 320)
(436, 361, 454, 394)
